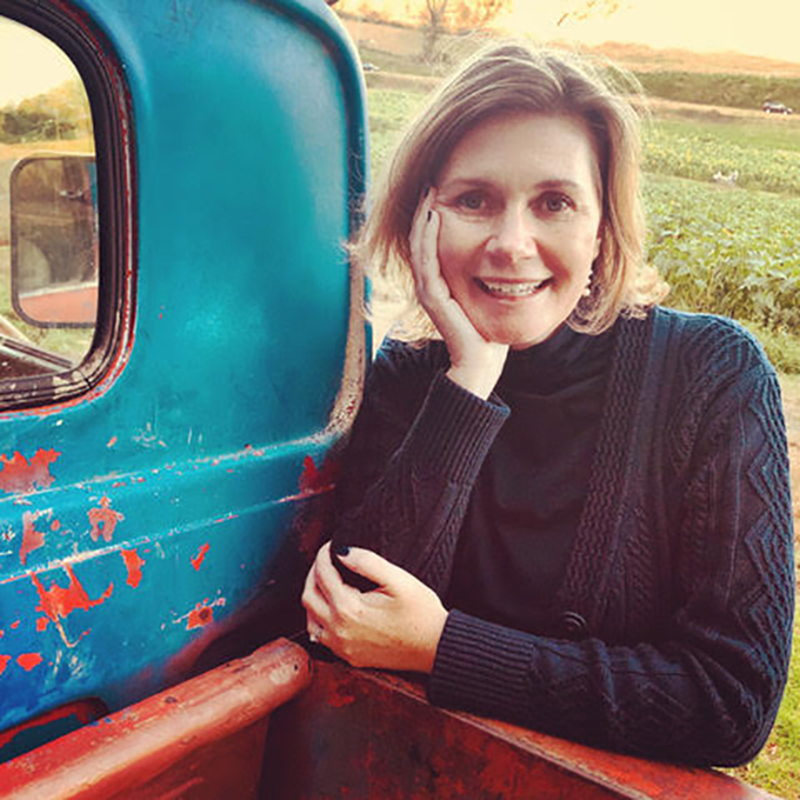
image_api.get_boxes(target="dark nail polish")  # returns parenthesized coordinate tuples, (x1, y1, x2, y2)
(427, 209, 432, 222)
(423, 185, 430, 198)
(333, 544, 350, 557)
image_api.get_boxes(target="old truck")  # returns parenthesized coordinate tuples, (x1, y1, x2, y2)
(0, 0, 781, 796)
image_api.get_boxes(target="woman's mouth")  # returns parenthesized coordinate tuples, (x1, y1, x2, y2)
(476, 278, 551, 298)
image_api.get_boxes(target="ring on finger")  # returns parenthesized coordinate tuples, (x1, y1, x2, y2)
(308, 623, 324, 643)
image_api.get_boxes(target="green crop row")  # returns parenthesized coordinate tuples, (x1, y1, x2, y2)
(644, 175, 800, 371)
(643, 125, 800, 195)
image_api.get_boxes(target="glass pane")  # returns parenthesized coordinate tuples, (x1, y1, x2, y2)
(0, 17, 96, 374)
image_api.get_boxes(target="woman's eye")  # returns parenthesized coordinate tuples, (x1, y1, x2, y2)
(455, 193, 486, 212)
(541, 194, 573, 214)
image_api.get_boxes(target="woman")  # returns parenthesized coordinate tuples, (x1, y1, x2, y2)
(301, 43, 795, 767)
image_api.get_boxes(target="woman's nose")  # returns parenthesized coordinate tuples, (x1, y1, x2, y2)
(486, 206, 539, 265)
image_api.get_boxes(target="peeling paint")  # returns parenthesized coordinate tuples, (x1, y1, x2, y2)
(31, 566, 114, 647)
(0, 655, 9, 675)
(106, 436, 118, 448)
(298, 455, 337, 495)
(36, 617, 49, 632)
(0, 449, 61, 494)
(20, 511, 46, 566)
(10, 620, 20, 630)
(121, 548, 145, 588)
(277, 454, 340, 505)
(50, 519, 61, 532)
(190, 543, 209, 571)
(88, 496, 125, 543)
(182, 597, 226, 631)
(17, 653, 42, 672)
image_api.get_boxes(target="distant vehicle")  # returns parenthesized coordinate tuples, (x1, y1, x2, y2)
(762, 101, 793, 114)
(362, 61, 380, 72)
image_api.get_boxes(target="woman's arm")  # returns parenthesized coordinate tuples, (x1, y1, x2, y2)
(428, 367, 794, 767)
(332, 340, 508, 590)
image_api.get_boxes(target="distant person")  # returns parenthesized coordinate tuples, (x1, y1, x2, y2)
(302, 42, 795, 766)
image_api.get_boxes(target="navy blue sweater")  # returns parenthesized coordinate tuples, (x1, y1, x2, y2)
(332, 307, 795, 766)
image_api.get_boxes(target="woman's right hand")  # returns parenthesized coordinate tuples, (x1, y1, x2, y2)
(410, 189, 508, 400)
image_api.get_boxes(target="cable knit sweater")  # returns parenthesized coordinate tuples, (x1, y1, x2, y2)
(332, 306, 795, 767)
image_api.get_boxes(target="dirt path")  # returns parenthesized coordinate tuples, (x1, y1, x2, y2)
(642, 95, 800, 123)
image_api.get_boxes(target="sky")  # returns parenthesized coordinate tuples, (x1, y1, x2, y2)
(1, 0, 798, 107)
(336, 0, 800, 63)
(500, 0, 800, 63)
(0, 18, 77, 106)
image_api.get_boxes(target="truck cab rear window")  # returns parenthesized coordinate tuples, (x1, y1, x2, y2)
(1, 15, 98, 391)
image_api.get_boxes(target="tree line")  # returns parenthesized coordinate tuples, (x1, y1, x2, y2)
(0, 80, 91, 144)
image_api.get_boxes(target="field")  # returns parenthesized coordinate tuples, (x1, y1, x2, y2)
(349, 17, 800, 798)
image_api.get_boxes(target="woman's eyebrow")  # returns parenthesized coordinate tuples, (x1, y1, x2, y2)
(437, 177, 494, 190)
(440, 176, 586, 190)
(534, 178, 585, 193)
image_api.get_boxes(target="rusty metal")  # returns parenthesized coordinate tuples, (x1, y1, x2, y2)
(263, 657, 779, 800)
(0, 638, 311, 799)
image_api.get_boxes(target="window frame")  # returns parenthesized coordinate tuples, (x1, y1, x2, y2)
(0, 0, 134, 411)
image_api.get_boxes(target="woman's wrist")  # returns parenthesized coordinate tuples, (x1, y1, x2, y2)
(416, 606, 449, 674)
(446, 364, 499, 400)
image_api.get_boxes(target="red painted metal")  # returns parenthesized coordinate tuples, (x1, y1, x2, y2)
(264, 658, 779, 800)
(0, 638, 311, 799)
(17, 285, 98, 326)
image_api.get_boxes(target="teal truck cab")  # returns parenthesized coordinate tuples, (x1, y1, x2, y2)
(0, 1, 778, 796)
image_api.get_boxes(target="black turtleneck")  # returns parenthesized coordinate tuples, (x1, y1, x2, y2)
(445, 323, 616, 634)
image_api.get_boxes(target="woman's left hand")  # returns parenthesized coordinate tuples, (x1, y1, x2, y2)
(302, 542, 448, 674)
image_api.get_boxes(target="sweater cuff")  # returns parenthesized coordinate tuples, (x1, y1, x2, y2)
(428, 609, 532, 722)
(403, 370, 509, 485)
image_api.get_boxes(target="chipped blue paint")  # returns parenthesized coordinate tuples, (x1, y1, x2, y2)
(0, 0, 367, 759)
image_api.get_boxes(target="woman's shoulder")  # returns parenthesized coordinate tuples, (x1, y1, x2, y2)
(372, 337, 450, 379)
(646, 306, 776, 381)
(364, 337, 450, 406)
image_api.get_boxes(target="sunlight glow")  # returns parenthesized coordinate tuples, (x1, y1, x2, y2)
(335, 0, 800, 63)
(0, 18, 77, 106)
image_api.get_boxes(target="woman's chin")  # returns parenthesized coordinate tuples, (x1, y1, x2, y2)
(476, 321, 562, 350)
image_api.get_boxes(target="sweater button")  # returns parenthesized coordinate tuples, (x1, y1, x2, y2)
(560, 611, 588, 639)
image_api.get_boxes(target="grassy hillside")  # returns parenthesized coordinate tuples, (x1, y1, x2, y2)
(636, 70, 800, 112)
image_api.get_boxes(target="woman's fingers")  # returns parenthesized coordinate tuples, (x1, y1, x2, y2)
(302, 542, 344, 627)
(409, 189, 438, 296)
(302, 544, 329, 604)
(409, 193, 466, 335)
(334, 547, 413, 595)
(409, 191, 442, 295)
(302, 543, 448, 673)
(301, 562, 328, 623)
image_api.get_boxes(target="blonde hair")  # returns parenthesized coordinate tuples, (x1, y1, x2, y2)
(356, 42, 667, 341)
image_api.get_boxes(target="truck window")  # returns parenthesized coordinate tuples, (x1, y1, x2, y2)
(1, 14, 103, 403)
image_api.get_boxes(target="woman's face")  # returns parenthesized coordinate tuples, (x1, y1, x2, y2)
(434, 112, 604, 349)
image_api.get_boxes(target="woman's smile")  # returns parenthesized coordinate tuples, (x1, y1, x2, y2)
(435, 112, 603, 348)
(475, 277, 552, 299)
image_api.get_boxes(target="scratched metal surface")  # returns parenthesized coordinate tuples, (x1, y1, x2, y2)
(0, 0, 367, 758)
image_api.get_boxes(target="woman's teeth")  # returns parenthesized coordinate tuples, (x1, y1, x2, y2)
(478, 279, 548, 297)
